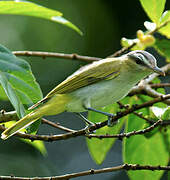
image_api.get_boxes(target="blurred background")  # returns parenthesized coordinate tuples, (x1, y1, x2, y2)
(0, 0, 169, 179)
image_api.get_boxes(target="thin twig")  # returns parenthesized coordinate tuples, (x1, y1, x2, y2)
(117, 102, 155, 124)
(12, 51, 101, 62)
(41, 118, 75, 133)
(150, 83, 170, 89)
(87, 119, 163, 139)
(148, 20, 170, 35)
(0, 164, 169, 180)
(0, 110, 18, 123)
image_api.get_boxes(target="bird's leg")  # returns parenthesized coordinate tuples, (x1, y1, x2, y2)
(83, 99, 116, 127)
(85, 107, 115, 126)
(74, 113, 95, 126)
(74, 113, 96, 133)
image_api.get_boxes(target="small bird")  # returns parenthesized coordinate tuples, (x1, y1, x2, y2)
(1, 50, 165, 140)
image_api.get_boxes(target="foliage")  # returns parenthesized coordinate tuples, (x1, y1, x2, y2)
(0, 1, 82, 35)
(0, 0, 169, 180)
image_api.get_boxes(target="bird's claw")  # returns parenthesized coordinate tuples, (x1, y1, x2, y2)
(107, 114, 118, 127)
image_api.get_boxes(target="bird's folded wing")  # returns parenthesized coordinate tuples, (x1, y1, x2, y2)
(29, 58, 121, 110)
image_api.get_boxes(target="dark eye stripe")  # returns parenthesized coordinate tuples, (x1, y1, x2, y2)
(128, 53, 145, 66)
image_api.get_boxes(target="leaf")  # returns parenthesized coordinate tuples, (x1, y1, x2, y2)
(159, 11, 170, 38)
(0, 85, 8, 101)
(162, 107, 170, 120)
(0, 45, 42, 117)
(0, 1, 82, 35)
(144, 21, 156, 31)
(154, 39, 170, 62)
(87, 98, 129, 164)
(0, 44, 45, 154)
(123, 96, 169, 180)
(151, 106, 167, 119)
(139, 0, 166, 24)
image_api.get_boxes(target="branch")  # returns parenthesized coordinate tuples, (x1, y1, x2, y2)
(0, 94, 169, 142)
(130, 85, 170, 105)
(117, 102, 155, 124)
(41, 118, 75, 133)
(12, 20, 170, 64)
(87, 119, 163, 139)
(150, 83, 170, 89)
(0, 110, 18, 123)
(12, 51, 101, 63)
(0, 164, 169, 180)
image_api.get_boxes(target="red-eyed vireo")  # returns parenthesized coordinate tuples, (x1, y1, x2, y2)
(1, 50, 165, 140)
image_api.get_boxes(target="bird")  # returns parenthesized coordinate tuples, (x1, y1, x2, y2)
(1, 50, 165, 140)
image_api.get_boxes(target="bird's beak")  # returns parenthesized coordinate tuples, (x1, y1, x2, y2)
(152, 67, 165, 76)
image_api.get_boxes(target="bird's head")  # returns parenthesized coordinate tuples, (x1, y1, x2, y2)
(125, 50, 165, 76)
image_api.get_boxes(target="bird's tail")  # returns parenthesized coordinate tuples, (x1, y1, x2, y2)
(1, 111, 41, 140)
(1, 94, 70, 140)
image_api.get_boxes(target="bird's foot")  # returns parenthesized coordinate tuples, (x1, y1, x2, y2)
(107, 114, 118, 127)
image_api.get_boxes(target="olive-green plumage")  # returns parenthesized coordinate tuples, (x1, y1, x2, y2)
(1, 50, 164, 139)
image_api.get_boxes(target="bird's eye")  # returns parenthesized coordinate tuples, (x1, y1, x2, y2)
(128, 52, 147, 66)
(134, 54, 145, 65)
(135, 58, 142, 65)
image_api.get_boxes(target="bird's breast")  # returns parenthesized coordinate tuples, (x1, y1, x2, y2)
(66, 70, 149, 112)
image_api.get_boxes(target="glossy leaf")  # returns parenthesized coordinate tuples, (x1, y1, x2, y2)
(159, 11, 170, 38)
(86, 98, 128, 164)
(0, 44, 45, 154)
(0, 45, 42, 117)
(139, 0, 166, 24)
(162, 107, 170, 121)
(0, 85, 8, 100)
(0, 1, 82, 35)
(123, 96, 169, 180)
(151, 106, 167, 119)
(144, 21, 156, 31)
(154, 39, 170, 62)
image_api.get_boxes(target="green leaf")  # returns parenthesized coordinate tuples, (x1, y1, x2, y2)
(0, 44, 45, 154)
(123, 96, 169, 180)
(87, 98, 129, 164)
(159, 11, 170, 38)
(154, 39, 170, 62)
(151, 106, 167, 119)
(0, 1, 82, 35)
(139, 0, 166, 24)
(0, 45, 42, 117)
(0, 85, 8, 101)
(162, 107, 170, 120)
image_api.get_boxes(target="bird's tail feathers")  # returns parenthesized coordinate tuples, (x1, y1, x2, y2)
(1, 111, 41, 140)
(1, 94, 70, 140)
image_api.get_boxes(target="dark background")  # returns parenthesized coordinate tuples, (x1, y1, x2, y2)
(0, 0, 169, 179)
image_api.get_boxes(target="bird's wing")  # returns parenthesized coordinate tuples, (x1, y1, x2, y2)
(29, 58, 121, 110)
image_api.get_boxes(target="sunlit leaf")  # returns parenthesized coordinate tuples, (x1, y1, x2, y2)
(0, 1, 82, 35)
(159, 11, 170, 38)
(151, 106, 167, 119)
(144, 21, 156, 31)
(162, 107, 170, 121)
(139, 0, 166, 24)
